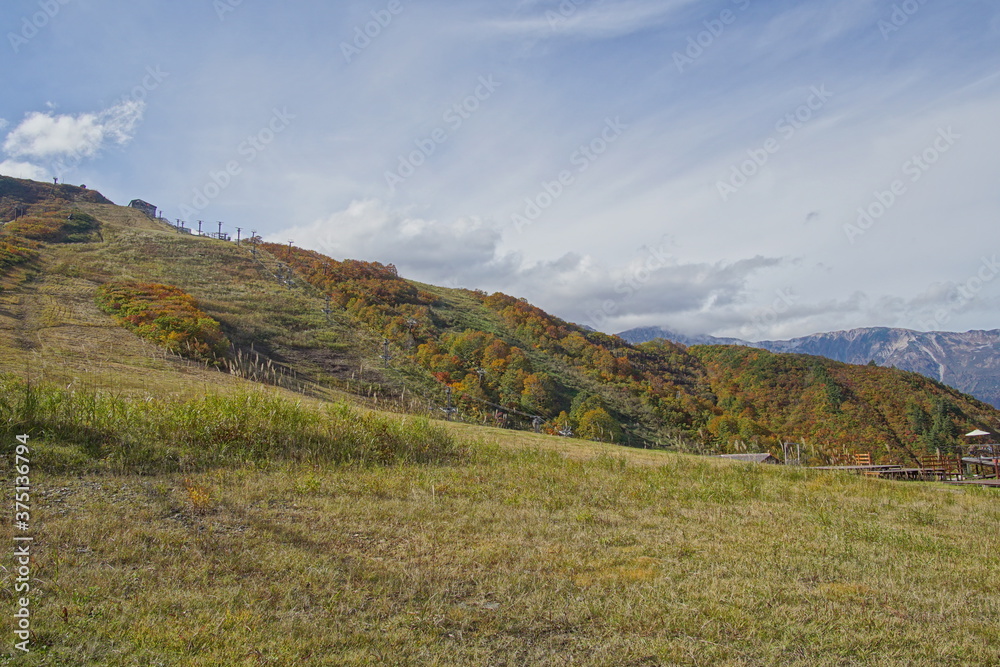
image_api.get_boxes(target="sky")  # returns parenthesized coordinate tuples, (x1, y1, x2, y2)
(2, 0, 999, 341)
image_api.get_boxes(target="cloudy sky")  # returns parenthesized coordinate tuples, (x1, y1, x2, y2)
(3, 0, 999, 340)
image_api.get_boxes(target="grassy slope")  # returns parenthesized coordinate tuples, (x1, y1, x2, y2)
(0, 192, 998, 664)
(0, 216, 244, 397)
(0, 202, 407, 403)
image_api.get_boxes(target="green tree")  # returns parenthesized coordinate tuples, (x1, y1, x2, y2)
(577, 407, 622, 443)
(520, 372, 554, 414)
(498, 367, 527, 408)
(569, 393, 604, 425)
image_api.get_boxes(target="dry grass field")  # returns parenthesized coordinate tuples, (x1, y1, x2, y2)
(6, 432, 999, 666)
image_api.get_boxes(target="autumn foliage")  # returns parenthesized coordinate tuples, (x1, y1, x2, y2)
(96, 282, 230, 363)
(270, 244, 722, 442)
(257, 243, 999, 456)
(690, 345, 995, 462)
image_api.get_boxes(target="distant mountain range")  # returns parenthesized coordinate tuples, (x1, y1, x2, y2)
(618, 326, 1000, 409)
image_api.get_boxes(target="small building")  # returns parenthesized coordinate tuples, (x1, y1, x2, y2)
(128, 199, 157, 218)
(718, 453, 781, 464)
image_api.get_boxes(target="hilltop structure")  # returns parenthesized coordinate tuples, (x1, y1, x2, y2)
(127, 199, 157, 218)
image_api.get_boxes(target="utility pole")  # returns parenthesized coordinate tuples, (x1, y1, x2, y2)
(406, 318, 418, 348)
(236, 227, 241, 246)
(250, 230, 257, 256)
(443, 387, 456, 421)
(217, 221, 223, 239)
(381, 338, 391, 367)
(197, 220, 203, 235)
(323, 294, 332, 323)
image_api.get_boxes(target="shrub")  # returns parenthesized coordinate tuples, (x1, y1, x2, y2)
(95, 282, 230, 363)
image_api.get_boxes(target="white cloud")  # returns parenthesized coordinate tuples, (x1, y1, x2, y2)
(554, 254, 785, 332)
(276, 199, 504, 278)
(0, 160, 49, 181)
(3, 100, 145, 160)
(279, 199, 787, 334)
(286, 195, 998, 339)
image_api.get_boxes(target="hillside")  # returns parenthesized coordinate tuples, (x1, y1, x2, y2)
(620, 325, 1000, 409)
(689, 345, 996, 464)
(0, 176, 997, 464)
(1, 178, 999, 665)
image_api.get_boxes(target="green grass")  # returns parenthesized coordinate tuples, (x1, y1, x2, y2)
(3, 444, 998, 665)
(0, 375, 463, 474)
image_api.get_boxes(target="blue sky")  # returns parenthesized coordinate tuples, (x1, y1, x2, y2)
(3, 0, 999, 340)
